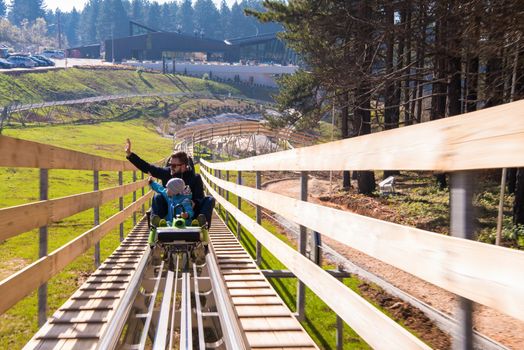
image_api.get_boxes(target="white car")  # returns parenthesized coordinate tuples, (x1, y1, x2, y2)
(41, 50, 65, 59)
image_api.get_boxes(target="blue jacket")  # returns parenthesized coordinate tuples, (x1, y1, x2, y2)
(150, 182, 194, 225)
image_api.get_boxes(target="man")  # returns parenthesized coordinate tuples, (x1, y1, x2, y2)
(125, 138, 215, 227)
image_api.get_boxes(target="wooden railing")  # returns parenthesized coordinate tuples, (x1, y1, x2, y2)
(0, 135, 151, 316)
(200, 100, 524, 349)
(176, 120, 317, 147)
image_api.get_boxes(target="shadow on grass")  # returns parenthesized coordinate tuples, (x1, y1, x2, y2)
(303, 316, 332, 349)
(138, 71, 153, 89)
(166, 74, 191, 92)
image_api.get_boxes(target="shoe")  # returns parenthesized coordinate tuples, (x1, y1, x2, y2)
(151, 214, 161, 228)
(158, 219, 167, 227)
(197, 214, 207, 227)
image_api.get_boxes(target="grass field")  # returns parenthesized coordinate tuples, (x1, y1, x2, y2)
(0, 68, 243, 105)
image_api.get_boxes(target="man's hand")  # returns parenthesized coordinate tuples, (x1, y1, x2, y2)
(181, 212, 189, 219)
(148, 176, 153, 184)
(125, 138, 132, 157)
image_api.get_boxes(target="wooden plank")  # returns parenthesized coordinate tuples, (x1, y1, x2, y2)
(205, 181, 430, 349)
(201, 100, 524, 171)
(0, 196, 150, 315)
(240, 317, 302, 332)
(0, 135, 136, 171)
(202, 167, 524, 323)
(0, 181, 149, 242)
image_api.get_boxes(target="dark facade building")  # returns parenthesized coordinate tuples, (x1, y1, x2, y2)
(225, 33, 299, 65)
(105, 32, 231, 62)
(67, 44, 101, 59)
(104, 31, 297, 66)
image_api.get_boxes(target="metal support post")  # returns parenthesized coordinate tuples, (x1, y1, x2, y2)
(237, 171, 242, 240)
(225, 171, 230, 224)
(133, 171, 137, 226)
(297, 171, 308, 321)
(217, 170, 222, 213)
(256, 171, 262, 265)
(94, 170, 100, 267)
(119, 171, 124, 242)
(141, 172, 145, 214)
(450, 171, 474, 350)
(38, 169, 48, 327)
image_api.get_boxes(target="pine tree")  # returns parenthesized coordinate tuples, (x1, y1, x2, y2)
(78, 0, 100, 44)
(177, 0, 194, 35)
(64, 7, 80, 47)
(9, 0, 46, 26)
(130, 0, 144, 22)
(146, 1, 161, 30)
(0, 0, 6, 18)
(194, 0, 220, 39)
(218, 0, 231, 38)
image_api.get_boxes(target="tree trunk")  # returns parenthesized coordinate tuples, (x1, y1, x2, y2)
(507, 168, 517, 194)
(340, 91, 351, 189)
(513, 168, 524, 226)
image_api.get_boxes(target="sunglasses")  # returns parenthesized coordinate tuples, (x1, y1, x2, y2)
(170, 163, 184, 167)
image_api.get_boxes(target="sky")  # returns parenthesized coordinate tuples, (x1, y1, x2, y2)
(8, 0, 238, 13)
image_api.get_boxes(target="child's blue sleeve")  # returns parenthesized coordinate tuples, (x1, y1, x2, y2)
(183, 198, 194, 220)
(149, 181, 165, 195)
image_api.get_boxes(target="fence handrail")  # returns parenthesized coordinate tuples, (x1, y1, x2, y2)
(0, 179, 148, 243)
(200, 166, 524, 323)
(202, 100, 524, 171)
(0, 191, 152, 315)
(201, 175, 430, 349)
(0, 135, 136, 171)
(189, 124, 315, 146)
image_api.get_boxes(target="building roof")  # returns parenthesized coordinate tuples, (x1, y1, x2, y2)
(224, 32, 280, 46)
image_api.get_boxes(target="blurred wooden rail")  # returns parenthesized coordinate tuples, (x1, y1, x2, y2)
(204, 100, 524, 171)
(176, 120, 317, 146)
(0, 135, 150, 315)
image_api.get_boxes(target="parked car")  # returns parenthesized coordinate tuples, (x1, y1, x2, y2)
(41, 49, 65, 59)
(32, 55, 55, 66)
(7, 56, 36, 68)
(0, 58, 14, 69)
(28, 56, 48, 66)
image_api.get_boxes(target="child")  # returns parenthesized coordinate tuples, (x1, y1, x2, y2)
(149, 176, 194, 226)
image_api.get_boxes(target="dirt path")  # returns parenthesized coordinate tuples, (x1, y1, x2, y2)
(263, 177, 524, 349)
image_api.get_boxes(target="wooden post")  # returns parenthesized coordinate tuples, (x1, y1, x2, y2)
(38, 169, 48, 326)
(297, 171, 308, 321)
(94, 170, 100, 267)
(256, 171, 262, 265)
(450, 171, 474, 350)
(237, 171, 242, 240)
(119, 171, 124, 242)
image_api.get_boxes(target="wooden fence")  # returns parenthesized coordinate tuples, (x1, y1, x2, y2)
(0, 135, 151, 319)
(199, 99, 524, 349)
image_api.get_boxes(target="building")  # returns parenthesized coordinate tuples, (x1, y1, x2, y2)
(66, 44, 101, 59)
(105, 32, 231, 63)
(225, 33, 299, 66)
(103, 30, 297, 66)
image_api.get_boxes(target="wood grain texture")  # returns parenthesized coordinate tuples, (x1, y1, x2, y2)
(205, 180, 430, 350)
(0, 193, 151, 315)
(0, 180, 149, 242)
(0, 135, 136, 171)
(201, 100, 524, 171)
(201, 167, 524, 323)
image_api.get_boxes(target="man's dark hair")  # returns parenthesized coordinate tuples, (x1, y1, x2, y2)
(170, 151, 189, 165)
